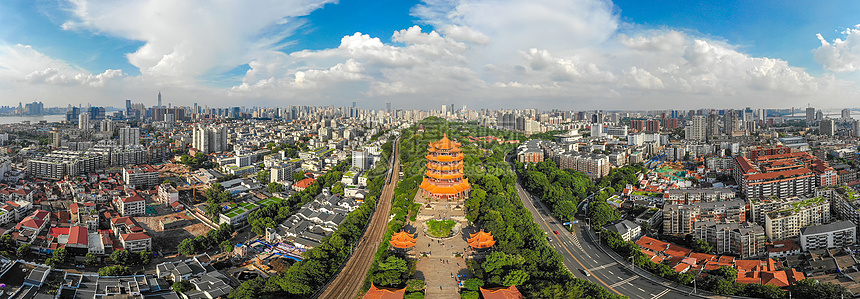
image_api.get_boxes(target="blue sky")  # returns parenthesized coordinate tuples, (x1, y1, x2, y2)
(1, 0, 860, 109)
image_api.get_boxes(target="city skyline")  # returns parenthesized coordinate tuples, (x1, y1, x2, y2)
(3, 1, 860, 110)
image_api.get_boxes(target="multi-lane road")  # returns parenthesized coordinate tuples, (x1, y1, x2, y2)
(514, 182, 701, 299)
(319, 137, 401, 299)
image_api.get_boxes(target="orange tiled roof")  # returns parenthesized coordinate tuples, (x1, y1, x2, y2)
(480, 286, 524, 299)
(663, 244, 692, 258)
(468, 229, 496, 249)
(419, 178, 471, 195)
(389, 230, 417, 249)
(635, 236, 669, 253)
(362, 283, 406, 299)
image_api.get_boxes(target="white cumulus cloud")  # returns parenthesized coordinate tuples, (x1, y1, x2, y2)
(61, 0, 335, 79)
(813, 25, 860, 72)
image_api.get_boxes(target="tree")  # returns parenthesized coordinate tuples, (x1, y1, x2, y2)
(692, 239, 714, 254)
(0, 234, 16, 252)
(163, 179, 177, 187)
(138, 251, 152, 265)
(502, 270, 529, 286)
(205, 183, 226, 202)
(16, 244, 30, 258)
(45, 257, 60, 268)
(268, 182, 283, 194)
(331, 182, 344, 195)
(371, 256, 409, 287)
(792, 279, 852, 299)
(463, 278, 484, 291)
(85, 252, 99, 266)
(111, 249, 131, 266)
(172, 280, 194, 293)
(98, 265, 130, 276)
(178, 238, 198, 255)
(257, 170, 270, 183)
(586, 201, 621, 228)
(554, 200, 578, 221)
(293, 171, 306, 182)
(460, 290, 479, 299)
(405, 279, 425, 292)
(220, 240, 234, 253)
(404, 292, 424, 299)
(53, 247, 68, 263)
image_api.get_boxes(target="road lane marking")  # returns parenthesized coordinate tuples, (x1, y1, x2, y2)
(516, 186, 624, 297)
(652, 289, 670, 299)
(608, 276, 637, 288)
(638, 288, 645, 292)
(587, 262, 617, 271)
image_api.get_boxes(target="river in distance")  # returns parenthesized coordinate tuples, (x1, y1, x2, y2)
(0, 115, 66, 124)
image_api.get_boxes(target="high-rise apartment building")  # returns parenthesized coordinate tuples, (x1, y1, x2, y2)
(193, 125, 228, 153)
(119, 127, 140, 147)
(806, 107, 815, 125)
(764, 197, 830, 241)
(662, 199, 747, 236)
(685, 115, 707, 141)
(78, 112, 89, 130)
(820, 118, 835, 136)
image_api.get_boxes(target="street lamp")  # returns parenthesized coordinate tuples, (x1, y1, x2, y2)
(629, 255, 634, 270)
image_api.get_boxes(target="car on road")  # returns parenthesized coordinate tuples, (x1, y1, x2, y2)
(580, 269, 591, 276)
(547, 237, 552, 242)
(553, 230, 559, 235)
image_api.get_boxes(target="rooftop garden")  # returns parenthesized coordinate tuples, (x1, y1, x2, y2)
(790, 196, 827, 211)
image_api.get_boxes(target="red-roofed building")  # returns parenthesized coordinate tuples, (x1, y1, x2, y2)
(122, 165, 159, 189)
(66, 226, 88, 250)
(119, 232, 151, 252)
(736, 260, 764, 272)
(14, 209, 50, 245)
(635, 236, 669, 253)
(733, 150, 826, 199)
(672, 263, 691, 273)
(689, 252, 716, 264)
(768, 240, 801, 259)
(292, 177, 316, 192)
(115, 193, 146, 216)
(760, 271, 790, 287)
(664, 244, 692, 258)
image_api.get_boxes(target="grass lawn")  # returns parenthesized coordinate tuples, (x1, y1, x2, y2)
(426, 219, 456, 237)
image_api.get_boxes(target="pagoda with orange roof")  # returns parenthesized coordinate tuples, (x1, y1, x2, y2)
(389, 230, 417, 249)
(468, 229, 496, 249)
(418, 133, 471, 201)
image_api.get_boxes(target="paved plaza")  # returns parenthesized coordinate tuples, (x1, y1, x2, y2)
(412, 193, 471, 298)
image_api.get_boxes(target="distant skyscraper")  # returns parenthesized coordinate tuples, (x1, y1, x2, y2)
(441, 104, 447, 116)
(353, 101, 357, 108)
(386, 102, 391, 114)
(157, 91, 162, 108)
(806, 107, 815, 125)
(842, 108, 851, 120)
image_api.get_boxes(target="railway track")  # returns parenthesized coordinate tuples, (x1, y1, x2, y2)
(318, 137, 401, 299)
